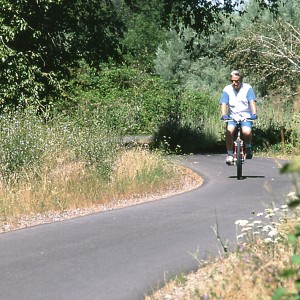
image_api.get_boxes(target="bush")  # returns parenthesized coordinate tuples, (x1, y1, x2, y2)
(253, 99, 300, 153)
(70, 64, 173, 134)
(0, 107, 120, 181)
(151, 91, 223, 154)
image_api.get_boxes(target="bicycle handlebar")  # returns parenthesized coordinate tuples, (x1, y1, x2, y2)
(222, 118, 254, 123)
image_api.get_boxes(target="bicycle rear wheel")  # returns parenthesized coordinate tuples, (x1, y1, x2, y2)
(236, 140, 243, 180)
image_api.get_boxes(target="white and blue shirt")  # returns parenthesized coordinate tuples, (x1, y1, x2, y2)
(220, 83, 256, 120)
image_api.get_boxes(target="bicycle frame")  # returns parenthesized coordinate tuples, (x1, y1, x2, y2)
(233, 121, 245, 164)
(224, 118, 252, 180)
(234, 121, 245, 179)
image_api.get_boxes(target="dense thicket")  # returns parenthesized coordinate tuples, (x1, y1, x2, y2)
(153, 0, 300, 152)
(0, 0, 282, 108)
(0, 0, 127, 108)
(0, 0, 298, 154)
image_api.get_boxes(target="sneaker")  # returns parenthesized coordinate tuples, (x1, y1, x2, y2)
(226, 155, 234, 165)
(246, 147, 253, 159)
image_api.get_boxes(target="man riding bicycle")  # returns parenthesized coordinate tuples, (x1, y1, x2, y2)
(220, 70, 258, 165)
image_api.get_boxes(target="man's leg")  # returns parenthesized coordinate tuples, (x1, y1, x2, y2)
(242, 124, 253, 159)
(225, 124, 235, 165)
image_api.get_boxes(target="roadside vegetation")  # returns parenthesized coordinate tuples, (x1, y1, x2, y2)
(0, 107, 199, 228)
(0, 0, 300, 298)
(145, 157, 300, 300)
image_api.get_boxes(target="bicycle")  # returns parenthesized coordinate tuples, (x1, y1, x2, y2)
(224, 118, 253, 180)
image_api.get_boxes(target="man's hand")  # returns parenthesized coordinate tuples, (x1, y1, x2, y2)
(221, 115, 230, 120)
(250, 113, 257, 120)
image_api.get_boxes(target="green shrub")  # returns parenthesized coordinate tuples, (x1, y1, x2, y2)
(0, 107, 120, 182)
(70, 65, 173, 134)
(254, 99, 300, 153)
(151, 91, 223, 153)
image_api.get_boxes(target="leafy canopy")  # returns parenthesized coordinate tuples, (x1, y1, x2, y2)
(0, 0, 283, 109)
(0, 0, 125, 108)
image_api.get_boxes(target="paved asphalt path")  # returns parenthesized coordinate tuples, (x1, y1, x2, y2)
(0, 155, 294, 300)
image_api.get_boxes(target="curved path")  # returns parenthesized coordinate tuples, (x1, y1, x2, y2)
(0, 155, 293, 300)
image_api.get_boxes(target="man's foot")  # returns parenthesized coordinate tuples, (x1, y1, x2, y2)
(246, 147, 253, 159)
(226, 155, 234, 165)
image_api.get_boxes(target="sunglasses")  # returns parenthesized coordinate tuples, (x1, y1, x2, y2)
(231, 80, 240, 83)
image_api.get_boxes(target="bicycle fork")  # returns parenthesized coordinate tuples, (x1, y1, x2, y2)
(233, 139, 245, 164)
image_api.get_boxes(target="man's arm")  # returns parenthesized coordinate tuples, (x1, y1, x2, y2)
(220, 90, 229, 117)
(249, 100, 257, 115)
(221, 103, 228, 116)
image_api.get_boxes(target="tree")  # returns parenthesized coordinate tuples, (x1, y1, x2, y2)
(224, 20, 300, 98)
(128, 0, 282, 35)
(0, 0, 126, 108)
(121, 0, 166, 70)
(154, 26, 228, 93)
(0, 0, 283, 109)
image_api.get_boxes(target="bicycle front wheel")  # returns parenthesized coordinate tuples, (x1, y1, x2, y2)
(236, 140, 243, 180)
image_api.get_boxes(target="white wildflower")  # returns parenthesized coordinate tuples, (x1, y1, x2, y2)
(253, 220, 262, 224)
(237, 234, 245, 239)
(287, 192, 297, 200)
(272, 222, 281, 227)
(262, 225, 274, 232)
(264, 238, 273, 243)
(265, 213, 276, 219)
(235, 220, 249, 226)
(268, 229, 278, 237)
(241, 227, 252, 232)
(256, 213, 264, 217)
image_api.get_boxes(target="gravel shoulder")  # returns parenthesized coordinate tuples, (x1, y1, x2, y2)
(0, 167, 203, 234)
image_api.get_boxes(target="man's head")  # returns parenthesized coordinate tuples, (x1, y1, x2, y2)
(230, 70, 243, 91)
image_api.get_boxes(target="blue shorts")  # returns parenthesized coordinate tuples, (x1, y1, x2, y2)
(227, 120, 253, 129)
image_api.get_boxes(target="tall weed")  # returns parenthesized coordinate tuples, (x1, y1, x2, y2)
(0, 107, 189, 222)
(255, 98, 300, 153)
(0, 107, 121, 220)
(151, 91, 223, 154)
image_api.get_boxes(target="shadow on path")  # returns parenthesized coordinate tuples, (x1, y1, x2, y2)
(229, 175, 266, 180)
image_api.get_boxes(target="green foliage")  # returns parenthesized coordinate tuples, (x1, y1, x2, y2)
(281, 158, 300, 175)
(0, 107, 48, 177)
(0, 107, 120, 181)
(0, 0, 283, 110)
(121, 0, 166, 69)
(143, 0, 281, 35)
(223, 20, 300, 98)
(151, 91, 223, 153)
(273, 158, 300, 300)
(68, 62, 225, 153)
(252, 98, 300, 151)
(70, 65, 173, 134)
(154, 25, 229, 95)
(0, 0, 126, 108)
(155, 28, 191, 85)
(277, 0, 300, 28)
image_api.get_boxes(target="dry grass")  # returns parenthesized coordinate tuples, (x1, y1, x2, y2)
(145, 211, 300, 300)
(0, 148, 202, 227)
(109, 149, 195, 199)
